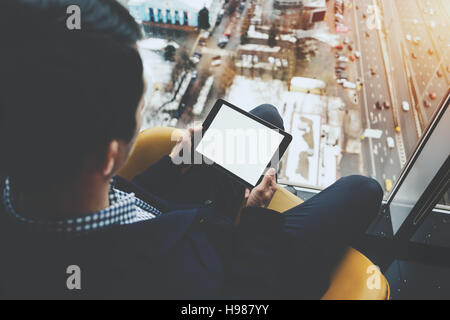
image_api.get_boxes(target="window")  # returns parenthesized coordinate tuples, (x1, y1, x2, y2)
(133, 0, 449, 199)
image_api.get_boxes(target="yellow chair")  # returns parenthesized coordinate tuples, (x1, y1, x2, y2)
(118, 127, 390, 300)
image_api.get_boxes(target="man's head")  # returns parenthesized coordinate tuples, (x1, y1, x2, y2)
(0, 0, 145, 193)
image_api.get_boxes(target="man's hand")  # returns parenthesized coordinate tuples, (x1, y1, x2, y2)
(245, 168, 277, 208)
(169, 126, 202, 164)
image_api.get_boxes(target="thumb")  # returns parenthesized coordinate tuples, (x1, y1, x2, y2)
(261, 168, 276, 187)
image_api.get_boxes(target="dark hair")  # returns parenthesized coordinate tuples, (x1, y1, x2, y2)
(0, 0, 144, 192)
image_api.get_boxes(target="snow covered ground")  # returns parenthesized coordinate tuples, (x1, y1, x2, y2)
(137, 39, 177, 130)
(139, 45, 173, 96)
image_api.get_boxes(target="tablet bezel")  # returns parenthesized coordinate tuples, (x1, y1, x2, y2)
(193, 99, 292, 189)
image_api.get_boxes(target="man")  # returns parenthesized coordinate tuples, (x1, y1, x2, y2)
(0, 0, 383, 299)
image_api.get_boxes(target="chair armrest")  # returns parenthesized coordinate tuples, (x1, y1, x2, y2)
(268, 186, 304, 211)
(117, 127, 184, 181)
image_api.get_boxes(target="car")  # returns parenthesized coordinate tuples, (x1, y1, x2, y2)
(413, 36, 421, 45)
(370, 68, 376, 76)
(385, 178, 393, 192)
(387, 137, 395, 149)
(335, 44, 344, 50)
(428, 48, 434, 55)
(336, 62, 347, 70)
(411, 52, 417, 59)
(349, 55, 356, 62)
(336, 72, 348, 80)
(337, 78, 347, 84)
(429, 92, 437, 100)
(211, 59, 222, 67)
(342, 81, 356, 89)
(423, 100, 432, 108)
(365, 31, 370, 38)
(190, 56, 200, 64)
(375, 101, 382, 110)
(437, 70, 443, 78)
(383, 101, 391, 109)
(337, 56, 349, 62)
(354, 51, 361, 59)
(212, 55, 221, 60)
(406, 34, 412, 41)
(217, 37, 228, 48)
(347, 44, 353, 51)
(402, 101, 410, 111)
(343, 36, 350, 45)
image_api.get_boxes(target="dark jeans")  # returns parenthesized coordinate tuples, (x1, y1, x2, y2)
(168, 104, 383, 298)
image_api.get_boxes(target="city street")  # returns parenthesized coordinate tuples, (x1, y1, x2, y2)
(351, 0, 402, 193)
(381, 0, 420, 158)
(395, 0, 449, 125)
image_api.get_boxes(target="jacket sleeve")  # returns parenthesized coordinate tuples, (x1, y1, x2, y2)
(227, 206, 286, 299)
(131, 155, 184, 197)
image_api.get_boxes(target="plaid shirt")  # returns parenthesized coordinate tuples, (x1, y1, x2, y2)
(2, 177, 162, 235)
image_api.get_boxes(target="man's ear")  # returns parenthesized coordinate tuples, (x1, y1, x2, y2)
(103, 140, 119, 177)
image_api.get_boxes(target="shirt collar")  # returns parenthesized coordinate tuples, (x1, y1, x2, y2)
(2, 176, 160, 235)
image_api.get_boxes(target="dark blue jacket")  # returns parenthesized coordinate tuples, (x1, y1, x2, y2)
(0, 157, 289, 299)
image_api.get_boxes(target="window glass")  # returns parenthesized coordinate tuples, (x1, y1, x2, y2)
(126, 0, 449, 197)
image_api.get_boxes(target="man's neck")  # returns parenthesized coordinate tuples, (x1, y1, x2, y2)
(16, 176, 111, 220)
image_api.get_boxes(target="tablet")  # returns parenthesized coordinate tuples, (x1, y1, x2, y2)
(194, 99, 292, 188)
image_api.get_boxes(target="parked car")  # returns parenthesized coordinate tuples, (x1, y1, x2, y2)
(429, 92, 437, 100)
(217, 37, 228, 48)
(342, 81, 356, 89)
(211, 59, 222, 67)
(413, 36, 421, 45)
(423, 100, 432, 108)
(383, 101, 391, 109)
(337, 56, 349, 62)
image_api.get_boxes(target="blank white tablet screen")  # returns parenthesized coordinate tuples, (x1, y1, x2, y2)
(196, 105, 284, 186)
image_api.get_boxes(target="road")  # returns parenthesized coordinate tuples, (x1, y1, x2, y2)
(395, 0, 449, 125)
(381, 0, 420, 158)
(351, 0, 403, 194)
